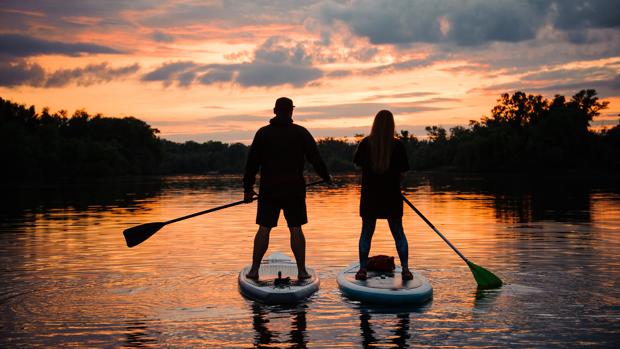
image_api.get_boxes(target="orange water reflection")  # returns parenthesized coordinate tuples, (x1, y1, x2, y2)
(1, 174, 619, 348)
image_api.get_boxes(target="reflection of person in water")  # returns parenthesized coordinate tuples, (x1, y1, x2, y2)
(124, 320, 157, 347)
(251, 303, 308, 348)
(359, 310, 411, 349)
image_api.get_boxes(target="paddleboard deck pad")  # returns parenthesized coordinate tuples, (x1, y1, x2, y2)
(337, 263, 432, 305)
(239, 252, 319, 304)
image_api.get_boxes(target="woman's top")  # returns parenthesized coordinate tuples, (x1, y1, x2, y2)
(354, 137, 410, 218)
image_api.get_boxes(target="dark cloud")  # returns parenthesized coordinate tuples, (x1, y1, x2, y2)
(142, 37, 323, 87)
(44, 63, 140, 87)
(144, 61, 322, 88)
(0, 59, 139, 87)
(315, 0, 443, 45)
(612, 74, 620, 89)
(4, 1, 620, 53)
(564, 29, 618, 45)
(0, 1, 161, 42)
(447, 1, 548, 46)
(352, 47, 380, 62)
(552, 0, 620, 31)
(316, 0, 548, 46)
(474, 74, 620, 97)
(138, 1, 317, 28)
(254, 37, 313, 65)
(531, 75, 620, 96)
(520, 67, 617, 82)
(326, 70, 352, 78)
(315, 0, 619, 47)
(0, 8, 41, 32)
(142, 61, 198, 82)
(0, 59, 45, 87)
(3, 0, 618, 94)
(151, 30, 174, 43)
(197, 66, 234, 85)
(1, 0, 158, 18)
(0, 34, 122, 57)
(235, 62, 322, 87)
(447, 32, 620, 75)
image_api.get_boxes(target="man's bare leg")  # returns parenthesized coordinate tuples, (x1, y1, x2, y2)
(246, 225, 271, 280)
(289, 226, 311, 279)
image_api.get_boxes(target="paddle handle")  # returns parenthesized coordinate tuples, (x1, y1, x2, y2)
(165, 179, 326, 225)
(166, 199, 246, 224)
(401, 194, 469, 263)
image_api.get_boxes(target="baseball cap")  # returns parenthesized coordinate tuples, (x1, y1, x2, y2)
(274, 97, 294, 111)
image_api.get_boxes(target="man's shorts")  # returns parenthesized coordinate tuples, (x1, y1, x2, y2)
(256, 196, 307, 228)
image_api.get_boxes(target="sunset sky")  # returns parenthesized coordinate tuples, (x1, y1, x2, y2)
(1, 0, 619, 143)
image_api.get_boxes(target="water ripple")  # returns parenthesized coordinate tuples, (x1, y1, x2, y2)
(1, 174, 619, 348)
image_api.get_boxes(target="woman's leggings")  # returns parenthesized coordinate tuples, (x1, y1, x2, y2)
(359, 217, 409, 269)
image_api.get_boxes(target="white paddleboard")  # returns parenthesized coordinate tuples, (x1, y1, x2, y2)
(337, 263, 432, 305)
(238, 252, 320, 304)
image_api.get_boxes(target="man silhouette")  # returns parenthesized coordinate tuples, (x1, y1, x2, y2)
(243, 97, 331, 280)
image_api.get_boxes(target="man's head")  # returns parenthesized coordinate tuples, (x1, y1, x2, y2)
(274, 97, 294, 118)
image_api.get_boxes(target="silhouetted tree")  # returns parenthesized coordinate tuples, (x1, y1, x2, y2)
(316, 137, 356, 172)
(0, 97, 162, 178)
(1, 89, 617, 179)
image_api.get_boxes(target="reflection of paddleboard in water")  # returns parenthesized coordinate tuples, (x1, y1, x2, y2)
(337, 263, 432, 305)
(238, 252, 319, 304)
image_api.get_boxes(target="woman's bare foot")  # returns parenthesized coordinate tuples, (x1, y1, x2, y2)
(355, 268, 367, 280)
(401, 269, 413, 281)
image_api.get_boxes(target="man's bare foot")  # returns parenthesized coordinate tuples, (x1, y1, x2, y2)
(245, 269, 259, 280)
(297, 270, 311, 280)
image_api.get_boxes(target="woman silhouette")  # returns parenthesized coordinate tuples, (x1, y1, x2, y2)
(353, 110, 412, 281)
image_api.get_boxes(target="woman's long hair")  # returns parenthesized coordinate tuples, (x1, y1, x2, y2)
(369, 110, 395, 174)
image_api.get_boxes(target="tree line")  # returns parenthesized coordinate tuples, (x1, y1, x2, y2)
(1, 89, 618, 179)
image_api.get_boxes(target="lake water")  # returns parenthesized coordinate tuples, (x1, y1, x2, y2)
(1, 173, 619, 348)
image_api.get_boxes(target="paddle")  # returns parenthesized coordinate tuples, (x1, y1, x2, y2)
(123, 180, 326, 248)
(401, 194, 503, 289)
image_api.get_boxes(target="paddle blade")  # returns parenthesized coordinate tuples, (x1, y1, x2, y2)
(123, 222, 166, 248)
(466, 260, 503, 289)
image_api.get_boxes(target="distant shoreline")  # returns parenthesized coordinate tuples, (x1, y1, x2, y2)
(4, 169, 619, 187)
(2, 89, 618, 180)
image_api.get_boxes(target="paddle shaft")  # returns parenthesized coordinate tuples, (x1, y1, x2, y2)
(401, 194, 468, 263)
(165, 179, 326, 225)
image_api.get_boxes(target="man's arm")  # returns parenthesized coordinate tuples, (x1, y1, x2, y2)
(303, 129, 331, 182)
(243, 130, 261, 200)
